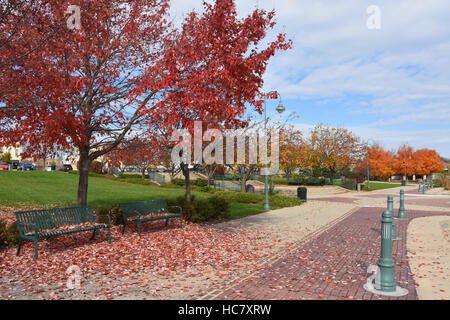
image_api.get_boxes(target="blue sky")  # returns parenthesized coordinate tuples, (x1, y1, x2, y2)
(170, 0, 450, 158)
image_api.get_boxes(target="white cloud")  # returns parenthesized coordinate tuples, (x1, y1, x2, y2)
(169, 0, 450, 156)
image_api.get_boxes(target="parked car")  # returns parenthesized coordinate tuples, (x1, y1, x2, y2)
(62, 164, 73, 172)
(18, 162, 35, 171)
(0, 162, 9, 170)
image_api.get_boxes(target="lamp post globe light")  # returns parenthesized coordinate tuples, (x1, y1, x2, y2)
(263, 91, 285, 211)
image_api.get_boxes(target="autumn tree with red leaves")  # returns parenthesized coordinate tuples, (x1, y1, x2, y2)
(0, 0, 291, 205)
(148, 0, 291, 201)
(105, 136, 162, 177)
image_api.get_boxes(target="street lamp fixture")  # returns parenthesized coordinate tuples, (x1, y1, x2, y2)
(276, 96, 285, 114)
(263, 91, 285, 211)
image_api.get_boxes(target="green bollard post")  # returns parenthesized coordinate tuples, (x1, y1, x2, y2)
(398, 190, 406, 220)
(387, 195, 399, 240)
(375, 209, 396, 292)
(422, 181, 426, 194)
(418, 183, 421, 193)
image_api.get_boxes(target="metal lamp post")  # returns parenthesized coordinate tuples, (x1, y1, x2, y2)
(404, 155, 411, 186)
(366, 139, 374, 190)
(367, 150, 370, 190)
(263, 91, 285, 211)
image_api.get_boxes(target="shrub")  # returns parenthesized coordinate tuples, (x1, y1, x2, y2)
(167, 195, 230, 223)
(95, 205, 124, 225)
(171, 178, 186, 186)
(306, 178, 326, 186)
(170, 178, 208, 187)
(89, 161, 103, 174)
(117, 174, 142, 180)
(269, 194, 302, 209)
(288, 178, 304, 186)
(0, 221, 19, 248)
(437, 173, 450, 190)
(272, 177, 288, 185)
(213, 190, 264, 204)
(191, 185, 216, 193)
(0, 152, 11, 163)
(192, 179, 208, 187)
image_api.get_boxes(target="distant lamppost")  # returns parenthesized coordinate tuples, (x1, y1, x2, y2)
(366, 139, 376, 190)
(367, 148, 370, 190)
(404, 155, 412, 185)
(263, 91, 285, 211)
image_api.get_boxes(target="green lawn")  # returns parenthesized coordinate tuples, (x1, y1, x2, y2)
(226, 202, 265, 219)
(0, 171, 269, 219)
(363, 182, 402, 191)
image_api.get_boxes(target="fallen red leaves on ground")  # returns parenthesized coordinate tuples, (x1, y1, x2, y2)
(0, 216, 281, 299)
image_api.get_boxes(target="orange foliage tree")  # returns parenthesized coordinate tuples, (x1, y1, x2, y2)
(279, 125, 309, 181)
(413, 149, 445, 175)
(393, 144, 416, 177)
(308, 124, 361, 183)
(367, 145, 396, 180)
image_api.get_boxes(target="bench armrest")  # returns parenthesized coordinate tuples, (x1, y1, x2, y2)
(17, 222, 38, 235)
(168, 206, 182, 215)
(93, 214, 111, 225)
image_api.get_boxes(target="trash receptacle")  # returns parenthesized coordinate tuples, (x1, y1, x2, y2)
(401, 180, 406, 186)
(297, 187, 307, 202)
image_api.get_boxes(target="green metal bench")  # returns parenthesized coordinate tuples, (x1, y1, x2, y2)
(15, 206, 111, 259)
(119, 200, 182, 236)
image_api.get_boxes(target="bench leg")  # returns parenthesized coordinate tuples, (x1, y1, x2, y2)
(165, 218, 169, 227)
(108, 226, 111, 243)
(34, 238, 38, 260)
(122, 223, 126, 235)
(90, 230, 96, 241)
(180, 216, 182, 228)
(16, 238, 23, 256)
(138, 222, 141, 237)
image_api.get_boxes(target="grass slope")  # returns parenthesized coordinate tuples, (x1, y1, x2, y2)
(0, 171, 267, 218)
(363, 181, 402, 191)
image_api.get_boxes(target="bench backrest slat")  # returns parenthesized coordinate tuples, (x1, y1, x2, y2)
(15, 206, 96, 233)
(119, 200, 169, 219)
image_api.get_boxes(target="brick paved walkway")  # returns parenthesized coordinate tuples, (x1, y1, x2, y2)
(212, 207, 449, 300)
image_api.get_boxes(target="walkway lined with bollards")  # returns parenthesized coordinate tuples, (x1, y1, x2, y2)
(212, 206, 448, 300)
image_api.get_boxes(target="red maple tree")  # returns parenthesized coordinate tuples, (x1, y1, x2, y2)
(0, 0, 291, 205)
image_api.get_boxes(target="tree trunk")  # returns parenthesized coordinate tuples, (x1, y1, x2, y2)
(285, 172, 291, 182)
(77, 148, 90, 206)
(141, 167, 146, 179)
(241, 177, 247, 192)
(182, 163, 191, 203)
(330, 170, 335, 185)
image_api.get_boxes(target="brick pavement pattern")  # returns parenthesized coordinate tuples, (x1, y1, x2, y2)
(214, 207, 449, 300)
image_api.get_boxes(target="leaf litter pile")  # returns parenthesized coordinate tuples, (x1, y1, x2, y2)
(0, 215, 290, 300)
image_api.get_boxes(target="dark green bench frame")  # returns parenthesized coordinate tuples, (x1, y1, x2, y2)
(15, 206, 111, 259)
(119, 200, 182, 236)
